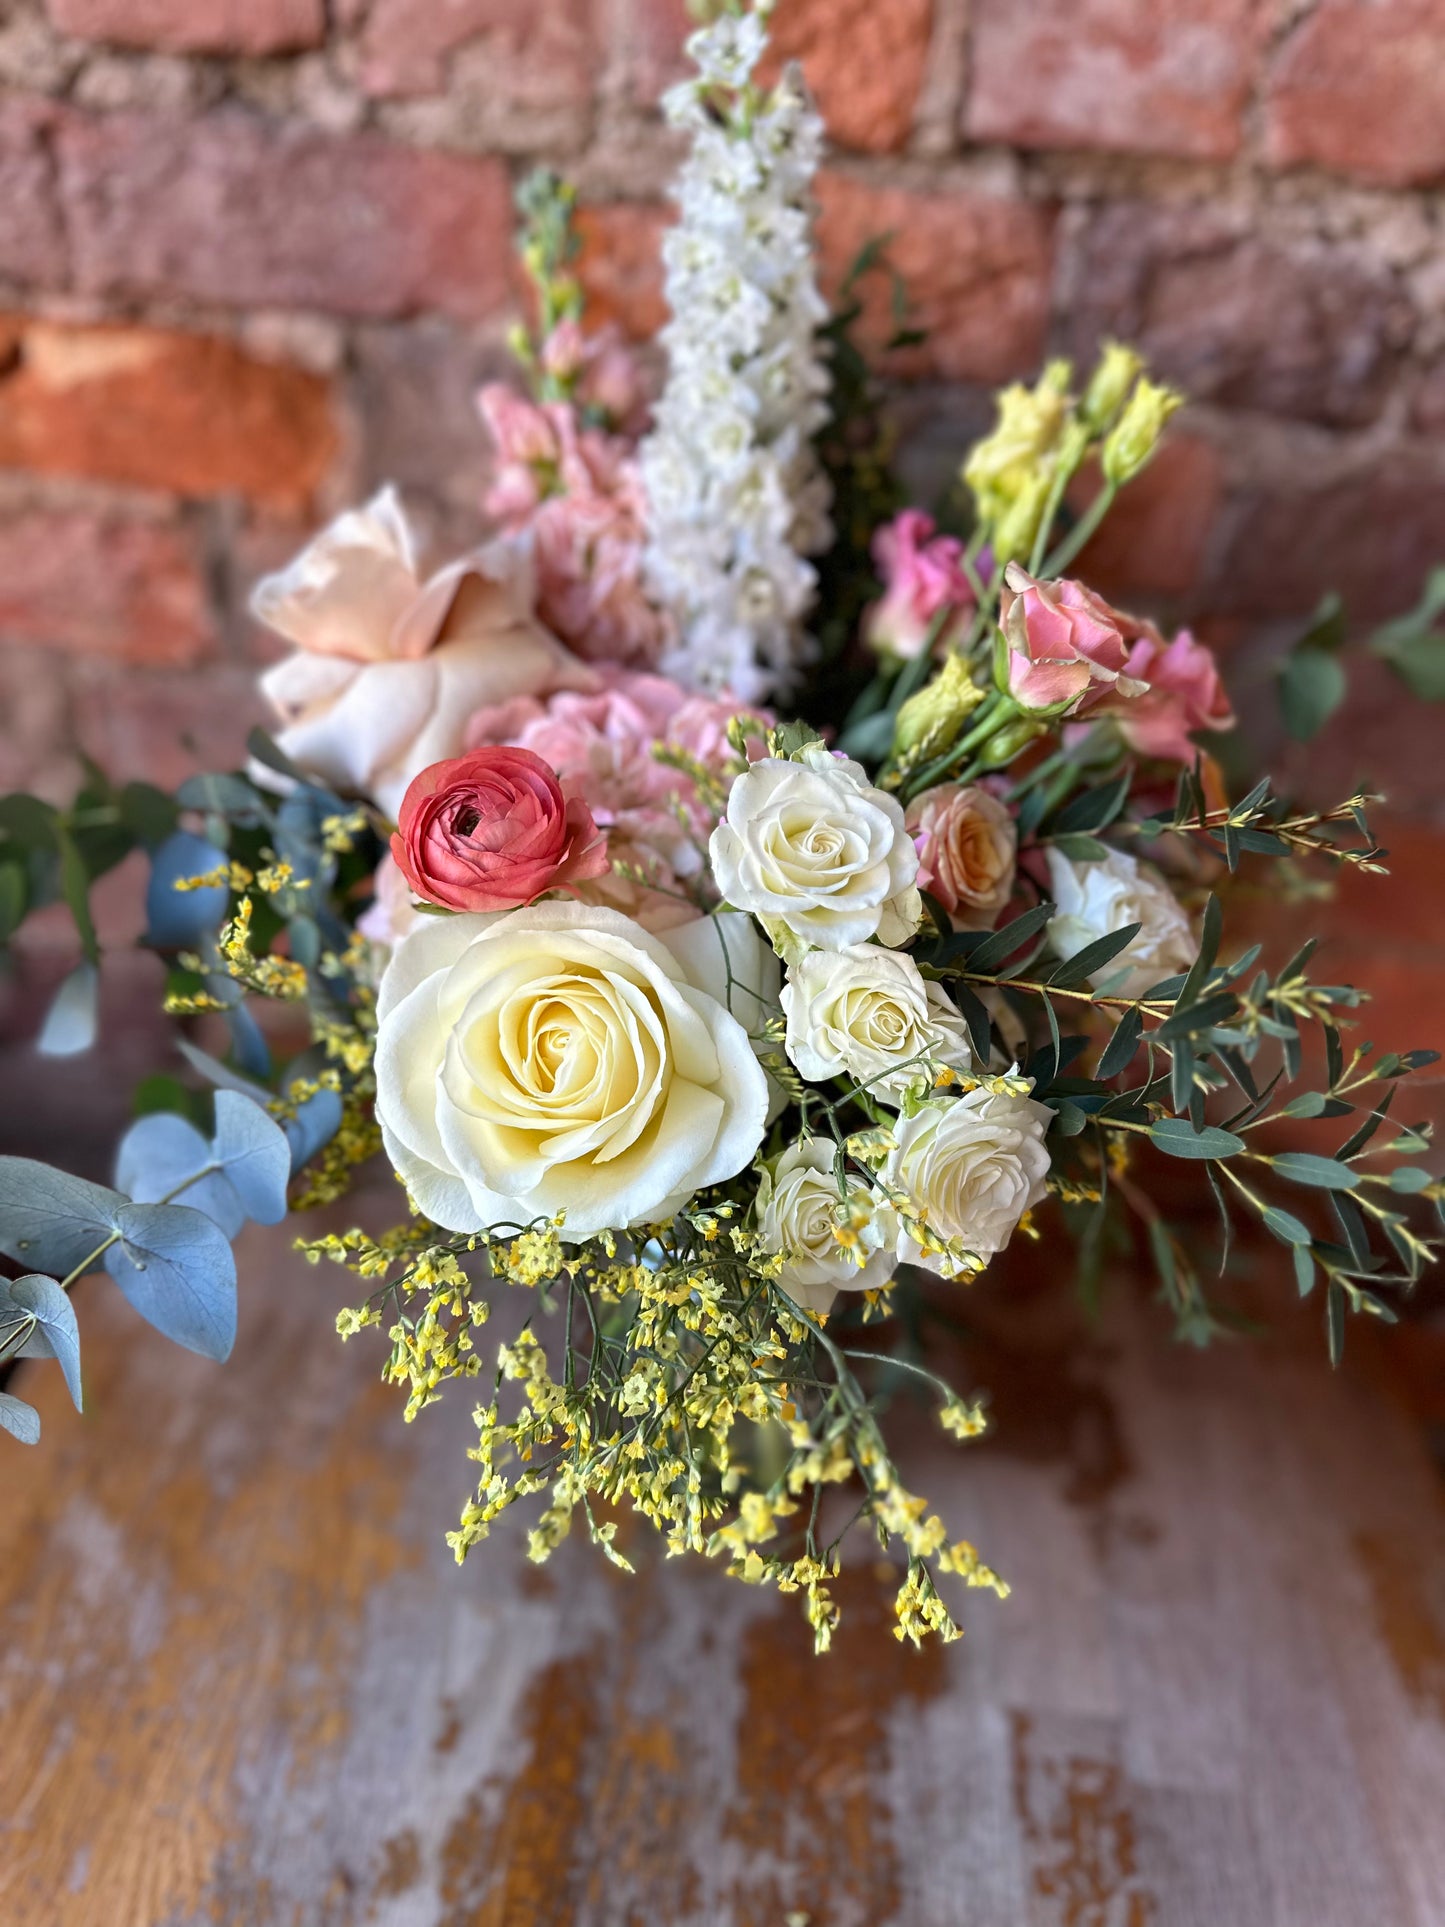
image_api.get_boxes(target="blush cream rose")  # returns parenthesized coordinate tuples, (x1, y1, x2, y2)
(905, 782, 1017, 930)
(709, 748, 922, 959)
(781, 946, 972, 1099)
(885, 1086, 1052, 1278)
(374, 903, 777, 1240)
(251, 486, 594, 818)
(755, 1139, 898, 1316)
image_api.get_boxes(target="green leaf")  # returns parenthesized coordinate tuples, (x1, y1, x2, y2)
(1155, 991, 1239, 1041)
(0, 793, 60, 852)
(1097, 1006, 1143, 1081)
(118, 781, 179, 847)
(1278, 647, 1347, 743)
(0, 860, 25, 944)
(1326, 1280, 1345, 1367)
(1292, 1244, 1315, 1298)
(1388, 1165, 1434, 1193)
(36, 961, 99, 1058)
(1150, 1120, 1245, 1160)
(1370, 567, 1445, 701)
(210, 1091, 291, 1226)
(54, 824, 99, 965)
(1270, 1152, 1359, 1191)
(0, 1159, 126, 1277)
(1053, 772, 1132, 836)
(1262, 1206, 1312, 1245)
(1048, 923, 1140, 992)
(1050, 833, 1111, 862)
(966, 902, 1055, 976)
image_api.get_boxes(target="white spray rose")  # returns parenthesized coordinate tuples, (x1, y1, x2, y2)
(709, 749, 922, 958)
(756, 1138, 897, 1316)
(1045, 847, 1197, 998)
(251, 486, 593, 818)
(781, 945, 972, 1099)
(373, 904, 775, 1241)
(884, 1085, 1052, 1278)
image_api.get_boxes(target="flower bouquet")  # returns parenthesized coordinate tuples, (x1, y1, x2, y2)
(2, 0, 1442, 1654)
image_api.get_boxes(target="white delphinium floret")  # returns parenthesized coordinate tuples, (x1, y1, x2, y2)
(640, 0, 832, 703)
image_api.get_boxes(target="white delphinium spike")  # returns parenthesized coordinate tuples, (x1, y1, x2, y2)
(639, 1, 832, 703)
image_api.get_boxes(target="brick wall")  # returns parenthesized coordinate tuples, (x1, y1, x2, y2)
(0, 0, 1442, 812)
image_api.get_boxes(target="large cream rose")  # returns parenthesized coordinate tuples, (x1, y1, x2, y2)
(251, 486, 594, 819)
(1045, 847, 1196, 998)
(709, 748, 922, 958)
(780, 945, 972, 1099)
(884, 1086, 1051, 1277)
(756, 1138, 898, 1316)
(374, 903, 777, 1239)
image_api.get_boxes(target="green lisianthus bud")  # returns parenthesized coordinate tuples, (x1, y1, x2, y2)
(891, 654, 986, 759)
(978, 713, 1046, 767)
(1080, 341, 1144, 435)
(1101, 377, 1184, 485)
(963, 366, 1074, 527)
(990, 469, 1055, 568)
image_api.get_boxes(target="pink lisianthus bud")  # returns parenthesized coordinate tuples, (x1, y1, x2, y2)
(997, 563, 1148, 717)
(392, 745, 609, 914)
(863, 510, 976, 662)
(1113, 626, 1235, 764)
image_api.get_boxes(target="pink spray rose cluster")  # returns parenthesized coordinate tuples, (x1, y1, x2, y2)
(466, 669, 771, 930)
(999, 562, 1233, 763)
(479, 326, 668, 672)
(863, 510, 978, 663)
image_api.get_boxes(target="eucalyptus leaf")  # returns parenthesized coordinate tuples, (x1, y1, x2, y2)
(36, 961, 99, 1058)
(4, 1274, 82, 1412)
(1262, 1206, 1312, 1246)
(0, 1392, 40, 1445)
(145, 831, 229, 948)
(104, 1202, 238, 1361)
(1149, 1120, 1245, 1160)
(1278, 647, 1347, 743)
(1270, 1152, 1359, 1191)
(211, 1091, 291, 1225)
(0, 1159, 126, 1277)
(116, 1112, 245, 1239)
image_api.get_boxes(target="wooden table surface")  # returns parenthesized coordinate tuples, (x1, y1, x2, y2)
(4, 939, 1445, 1927)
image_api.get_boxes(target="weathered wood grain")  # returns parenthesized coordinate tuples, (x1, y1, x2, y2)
(3, 1184, 1444, 1927)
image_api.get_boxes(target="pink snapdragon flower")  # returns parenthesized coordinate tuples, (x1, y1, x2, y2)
(466, 669, 771, 930)
(478, 341, 667, 671)
(998, 564, 1148, 716)
(863, 510, 976, 662)
(1113, 626, 1235, 764)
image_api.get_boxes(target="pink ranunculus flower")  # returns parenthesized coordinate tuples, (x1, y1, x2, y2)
(906, 782, 1018, 931)
(998, 563, 1149, 717)
(1113, 626, 1235, 764)
(466, 669, 770, 931)
(478, 384, 668, 670)
(863, 509, 976, 662)
(391, 745, 608, 914)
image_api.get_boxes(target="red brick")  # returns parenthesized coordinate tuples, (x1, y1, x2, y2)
(1208, 463, 1445, 624)
(758, 0, 933, 153)
(1264, 0, 1445, 189)
(1070, 435, 1225, 600)
(0, 99, 66, 288)
(575, 201, 671, 340)
(1412, 359, 1445, 437)
(606, 0, 693, 107)
(0, 318, 337, 510)
(358, 0, 594, 103)
(0, 508, 216, 666)
(54, 108, 513, 322)
(964, 0, 1263, 161)
(46, 0, 324, 56)
(68, 663, 269, 792)
(1065, 203, 1412, 429)
(814, 172, 1054, 383)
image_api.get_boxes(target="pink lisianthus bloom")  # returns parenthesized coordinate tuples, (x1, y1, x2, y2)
(1112, 626, 1235, 764)
(998, 563, 1149, 717)
(467, 670, 770, 930)
(392, 745, 609, 914)
(863, 510, 976, 662)
(478, 374, 668, 671)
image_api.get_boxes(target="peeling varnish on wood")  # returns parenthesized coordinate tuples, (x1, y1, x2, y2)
(1012, 1712, 1158, 1927)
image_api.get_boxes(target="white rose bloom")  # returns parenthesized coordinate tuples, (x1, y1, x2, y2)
(781, 945, 972, 1099)
(1045, 847, 1197, 998)
(251, 486, 592, 819)
(885, 1086, 1052, 1278)
(710, 751, 922, 957)
(756, 1137, 897, 1316)
(374, 904, 775, 1241)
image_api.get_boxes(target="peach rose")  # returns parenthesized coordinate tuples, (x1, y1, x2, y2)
(905, 783, 1017, 930)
